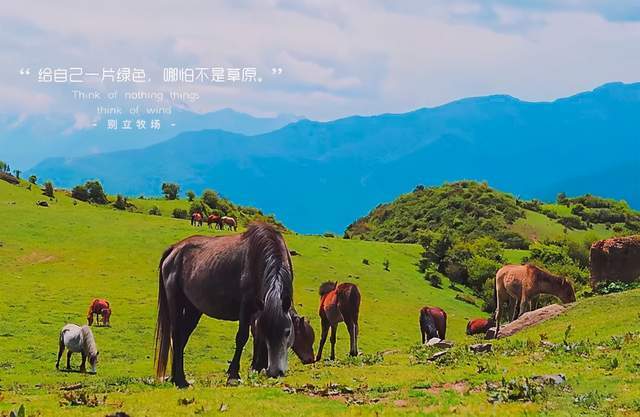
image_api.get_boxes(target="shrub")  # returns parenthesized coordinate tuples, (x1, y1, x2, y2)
(172, 208, 188, 219)
(28, 175, 37, 184)
(202, 189, 220, 210)
(425, 269, 444, 288)
(42, 181, 54, 198)
(85, 180, 109, 204)
(113, 194, 127, 210)
(148, 206, 161, 216)
(71, 185, 89, 201)
(162, 182, 180, 200)
(186, 190, 195, 202)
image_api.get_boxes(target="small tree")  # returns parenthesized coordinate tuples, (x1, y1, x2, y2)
(42, 181, 54, 198)
(13, 169, 21, 179)
(28, 175, 37, 184)
(85, 180, 109, 204)
(148, 205, 162, 216)
(162, 182, 180, 200)
(201, 189, 220, 210)
(186, 190, 196, 202)
(113, 194, 127, 210)
(383, 259, 390, 271)
(71, 185, 89, 201)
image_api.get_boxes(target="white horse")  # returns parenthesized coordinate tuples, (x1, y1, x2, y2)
(56, 324, 99, 373)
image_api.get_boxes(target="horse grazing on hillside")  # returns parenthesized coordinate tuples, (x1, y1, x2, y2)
(56, 324, 99, 373)
(419, 306, 447, 343)
(221, 216, 237, 231)
(251, 308, 315, 370)
(191, 212, 203, 227)
(315, 282, 361, 361)
(466, 317, 495, 336)
(155, 223, 295, 387)
(207, 214, 223, 230)
(87, 299, 111, 326)
(494, 264, 576, 336)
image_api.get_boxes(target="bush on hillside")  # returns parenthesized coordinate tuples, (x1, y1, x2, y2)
(42, 181, 54, 198)
(113, 194, 127, 210)
(149, 206, 161, 216)
(172, 208, 188, 219)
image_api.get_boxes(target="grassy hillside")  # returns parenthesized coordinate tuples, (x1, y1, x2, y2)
(1, 179, 640, 416)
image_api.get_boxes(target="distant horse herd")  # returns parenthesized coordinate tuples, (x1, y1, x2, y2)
(190, 212, 237, 231)
(55, 222, 576, 385)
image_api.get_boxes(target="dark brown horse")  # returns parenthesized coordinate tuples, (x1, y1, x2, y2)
(315, 282, 360, 361)
(155, 223, 295, 387)
(251, 308, 315, 370)
(419, 306, 447, 343)
(207, 214, 222, 230)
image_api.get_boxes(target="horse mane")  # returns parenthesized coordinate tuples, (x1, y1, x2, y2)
(319, 281, 337, 296)
(80, 325, 98, 357)
(528, 264, 568, 286)
(244, 222, 293, 318)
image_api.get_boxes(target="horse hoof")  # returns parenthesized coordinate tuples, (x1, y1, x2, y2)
(226, 377, 242, 386)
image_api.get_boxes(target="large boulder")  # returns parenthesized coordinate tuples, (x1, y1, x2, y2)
(590, 236, 640, 288)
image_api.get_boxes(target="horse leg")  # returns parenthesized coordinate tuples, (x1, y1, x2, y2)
(329, 324, 337, 361)
(56, 341, 64, 369)
(518, 294, 529, 317)
(66, 351, 72, 370)
(171, 302, 202, 388)
(342, 308, 358, 357)
(227, 304, 252, 382)
(251, 333, 268, 372)
(315, 316, 330, 362)
(495, 292, 503, 338)
(80, 352, 87, 373)
(510, 297, 520, 321)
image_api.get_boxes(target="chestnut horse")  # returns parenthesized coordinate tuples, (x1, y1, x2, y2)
(155, 223, 295, 387)
(87, 299, 111, 326)
(419, 306, 447, 343)
(207, 214, 222, 230)
(221, 216, 237, 231)
(251, 308, 315, 370)
(494, 264, 576, 336)
(315, 282, 360, 361)
(466, 317, 495, 335)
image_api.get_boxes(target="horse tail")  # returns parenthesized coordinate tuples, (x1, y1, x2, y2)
(154, 246, 174, 381)
(348, 284, 361, 324)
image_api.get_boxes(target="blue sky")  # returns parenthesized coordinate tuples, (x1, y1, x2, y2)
(1, 0, 639, 121)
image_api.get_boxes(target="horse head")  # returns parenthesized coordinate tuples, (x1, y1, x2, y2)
(291, 315, 315, 364)
(255, 306, 294, 377)
(560, 280, 576, 303)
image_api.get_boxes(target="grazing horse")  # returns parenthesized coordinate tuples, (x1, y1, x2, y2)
(155, 222, 295, 387)
(207, 214, 223, 230)
(419, 306, 447, 343)
(315, 282, 360, 361)
(221, 216, 237, 231)
(87, 299, 111, 326)
(191, 212, 203, 227)
(251, 308, 315, 370)
(56, 324, 99, 373)
(466, 317, 495, 335)
(494, 264, 576, 336)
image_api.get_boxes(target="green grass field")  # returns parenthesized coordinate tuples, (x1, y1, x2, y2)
(1, 180, 639, 416)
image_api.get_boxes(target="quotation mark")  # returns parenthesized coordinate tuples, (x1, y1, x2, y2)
(19, 68, 31, 76)
(271, 67, 283, 75)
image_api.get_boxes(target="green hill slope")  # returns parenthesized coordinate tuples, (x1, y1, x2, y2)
(1, 179, 639, 416)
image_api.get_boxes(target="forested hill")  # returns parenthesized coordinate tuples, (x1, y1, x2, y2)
(345, 181, 640, 248)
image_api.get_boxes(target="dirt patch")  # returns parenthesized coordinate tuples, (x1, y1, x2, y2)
(18, 251, 58, 265)
(424, 381, 470, 395)
(497, 304, 568, 338)
(282, 383, 379, 405)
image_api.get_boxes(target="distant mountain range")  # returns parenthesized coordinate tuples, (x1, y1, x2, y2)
(1, 108, 303, 168)
(29, 82, 640, 233)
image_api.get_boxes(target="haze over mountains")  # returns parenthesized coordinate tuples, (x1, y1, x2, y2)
(1, 108, 302, 168)
(26, 82, 640, 233)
